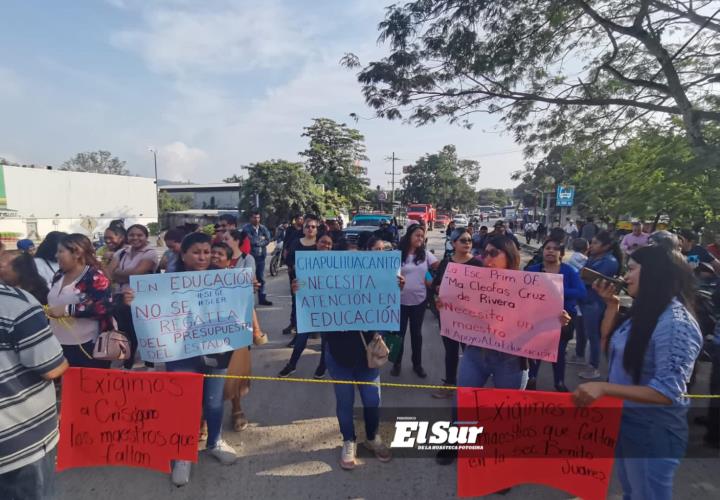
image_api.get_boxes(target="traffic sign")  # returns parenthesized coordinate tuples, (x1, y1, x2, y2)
(556, 185, 575, 207)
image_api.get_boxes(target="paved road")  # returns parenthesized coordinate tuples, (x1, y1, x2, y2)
(56, 230, 720, 499)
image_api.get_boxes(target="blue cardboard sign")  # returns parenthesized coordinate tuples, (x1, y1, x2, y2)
(129, 268, 254, 362)
(556, 185, 575, 207)
(295, 251, 401, 333)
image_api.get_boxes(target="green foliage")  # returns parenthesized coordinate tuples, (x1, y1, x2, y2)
(345, 0, 720, 157)
(201, 224, 215, 236)
(477, 188, 511, 207)
(159, 192, 193, 215)
(402, 145, 479, 211)
(61, 150, 130, 175)
(147, 222, 159, 236)
(299, 118, 370, 205)
(238, 159, 349, 227)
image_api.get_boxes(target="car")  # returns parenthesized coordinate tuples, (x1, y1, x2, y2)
(435, 215, 451, 228)
(453, 214, 469, 226)
(343, 213, 394, 246)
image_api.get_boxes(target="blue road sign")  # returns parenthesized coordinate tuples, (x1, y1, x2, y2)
(556, 185, 575, 207)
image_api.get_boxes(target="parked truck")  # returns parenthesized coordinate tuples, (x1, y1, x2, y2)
(406, 203, 436, 229)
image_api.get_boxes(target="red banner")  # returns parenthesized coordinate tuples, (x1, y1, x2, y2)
(457, 388, 622, 500)
(57, 368, 203, 473)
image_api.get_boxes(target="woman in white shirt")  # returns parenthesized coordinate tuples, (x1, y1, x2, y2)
(392, 223, 439, 377)
(33, 231, 66, 287)
(45, 234, 114, 368)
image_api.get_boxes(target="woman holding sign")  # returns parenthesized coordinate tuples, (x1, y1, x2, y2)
(431, 228, 482, 398)
(392, 223, 439, 377)
(124, 232, 238, 487)
(574, 245, 702, 500)
(526, 237, 587, 392)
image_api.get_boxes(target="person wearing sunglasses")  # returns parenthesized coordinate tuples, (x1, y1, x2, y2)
(392, 223, 439, 377)
(283, 216, 319, 346)
(526, 237, 586, 392)
(431, 228, 483, 398)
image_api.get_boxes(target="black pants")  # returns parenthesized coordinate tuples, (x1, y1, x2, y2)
(707, 344, 720, 442)
(288, 268, 297, 327)
(396, 302, 426, 368)
(441, 334, 465, 385)
(114, 302, 138, 369)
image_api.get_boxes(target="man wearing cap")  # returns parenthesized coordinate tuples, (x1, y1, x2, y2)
(679, 229, 720, 273)
(16, 239, 36, 255)
(373, 219, 395, 245)
(621, 221, 649, 256)
(326, 217, 347, 249)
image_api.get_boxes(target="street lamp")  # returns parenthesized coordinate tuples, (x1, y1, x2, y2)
(148, 148, 160, 226)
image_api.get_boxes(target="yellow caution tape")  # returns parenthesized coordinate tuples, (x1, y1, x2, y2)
(204, 374, 720, 398)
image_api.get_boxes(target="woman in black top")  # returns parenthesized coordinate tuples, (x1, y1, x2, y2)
(285, 215, 319, 337)
(431, 228, 483, 398)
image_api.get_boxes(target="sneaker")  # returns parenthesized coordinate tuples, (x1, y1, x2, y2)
(282, 325, 296, 335)
(554, 382, 569, 392)
(171, 460, 191, 486)
(278, 365, 296, 378)
(390, 364, 401, 377)
(313, 366, 326, 379)
(578, 368, 601, 380)
(413, 365, 427, 378)
(207, 439, 237, 465)
(431, 383, 454, 399)
(364, 436, 392, 462)
(340, 440, 356, 470)
(525, 378, 537, 390)
(567, 354, 586, 365)
(259, 299, 273, 306)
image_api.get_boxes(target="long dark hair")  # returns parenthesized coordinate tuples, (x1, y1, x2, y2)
(35, 231, 67, 262)
(399, 224, 427, 264)
(620, 245, 696, 383)
(593, 230, 623, 271)
(11, 254, 49, 305)
(485, 235, 521, 270)
(177, 232, 212, 272)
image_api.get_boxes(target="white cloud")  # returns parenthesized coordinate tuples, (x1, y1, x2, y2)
(111, 1, 313, 76)
(155, 141, 208, 181)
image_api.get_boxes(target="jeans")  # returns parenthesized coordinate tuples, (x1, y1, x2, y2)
(165, 357, 227, 448)
(441, 334, 464, 385)
(288, 334, 326, 371)
(575, 312, 586, 359)
(324, 347, 380, 442)
(615, 417, 685, 500)
(255, 256, 266, 298)
(61, 342, 111, 369)
(289, 269, 297, 327)
(0, 446, 56, 500)
(580, 301, 604, 368)
(396, 302, 426, 368)
(458, 346, 527, 389)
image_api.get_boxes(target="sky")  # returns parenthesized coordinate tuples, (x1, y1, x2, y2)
(0, 0, 525, 189)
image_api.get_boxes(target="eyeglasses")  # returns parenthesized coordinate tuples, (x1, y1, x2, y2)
(456, 238, 473, 244)
(482, 248, 501, 258)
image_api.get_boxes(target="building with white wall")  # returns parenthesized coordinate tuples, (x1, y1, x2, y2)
(0, 165, 157, 244)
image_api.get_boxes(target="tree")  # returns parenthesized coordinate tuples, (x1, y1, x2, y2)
(61, 150, 130, 175)
(223, 174, 242, 183)
(402, 145, 479, 211)
(343, 0, 720, 159)
(477, 188, 511, 207)
(0, 157, 19, 166)
(238, 159, 348, 228)
(300, 118, 370, 205)
(159, 192, 192, 215)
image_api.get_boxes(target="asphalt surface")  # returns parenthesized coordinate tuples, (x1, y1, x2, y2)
(56, 227, 720, 500)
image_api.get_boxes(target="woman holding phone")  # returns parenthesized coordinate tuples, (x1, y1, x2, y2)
(574, 245, 701, 500)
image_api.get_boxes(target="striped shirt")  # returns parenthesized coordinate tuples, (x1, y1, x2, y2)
(0, 285, 66, 474)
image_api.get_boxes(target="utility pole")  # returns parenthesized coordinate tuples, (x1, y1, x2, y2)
(385, 152, 399, 214)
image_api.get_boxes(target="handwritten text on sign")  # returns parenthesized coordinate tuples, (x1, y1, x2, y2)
(457, 388, 622, 500)
(295, 251, 401, 333)
(130, 268, 254, 362)
(439, 264, 563, 361)
(57, 368, 203, 473)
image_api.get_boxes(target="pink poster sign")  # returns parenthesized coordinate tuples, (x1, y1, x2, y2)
(439, 264, 564, 362)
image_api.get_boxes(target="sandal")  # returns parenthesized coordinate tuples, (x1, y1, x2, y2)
(232, 411, 249, 432)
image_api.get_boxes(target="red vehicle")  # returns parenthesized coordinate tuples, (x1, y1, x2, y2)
(434, 214, 451, 229)
(407, 204, 436, 229)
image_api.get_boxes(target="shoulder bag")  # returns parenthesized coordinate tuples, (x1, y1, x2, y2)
(359, 332, 389, 368)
